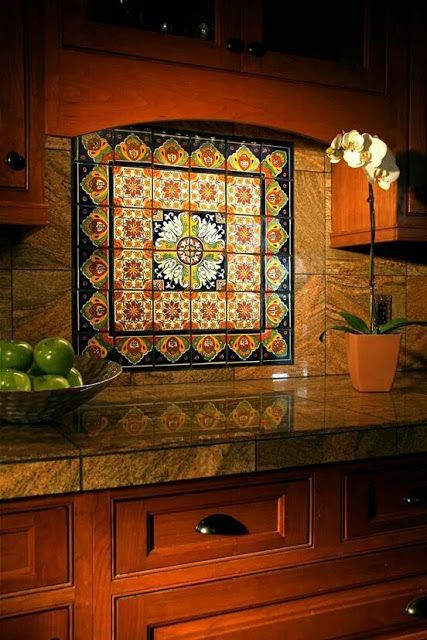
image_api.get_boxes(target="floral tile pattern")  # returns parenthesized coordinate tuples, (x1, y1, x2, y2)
(73, 127, 294, 369)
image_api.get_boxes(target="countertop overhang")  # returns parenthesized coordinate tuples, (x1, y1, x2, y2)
(1, 372, 426, 500)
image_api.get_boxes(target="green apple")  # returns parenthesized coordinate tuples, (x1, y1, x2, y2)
(33, 337, 75, 375)
(32, 374, 70, 391)
(0, 340, 33, 372)
(66, 367, 84, 387)
(0, 369, 31, 391)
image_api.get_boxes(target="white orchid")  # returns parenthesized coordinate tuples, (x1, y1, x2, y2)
(326, 129, 399, 190)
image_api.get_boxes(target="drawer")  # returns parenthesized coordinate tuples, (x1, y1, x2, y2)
(0, 607, 70, 639)
(344, 462, 427, 539)
(0, 505, 70, 595)
(116, 575, 427, 639)
(114, 477, 312, 576)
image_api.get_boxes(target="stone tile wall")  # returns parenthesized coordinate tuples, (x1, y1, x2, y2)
(0, 123, 425, 384)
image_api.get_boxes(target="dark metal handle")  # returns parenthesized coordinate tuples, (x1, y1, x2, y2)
(404, 486, 427, 506)
(227, 38, 244, 53)
(247, 41, 267, 57)
(406, 597, 427, 618)
(196, 513, 248, 536)
(5, 151, 26, 171)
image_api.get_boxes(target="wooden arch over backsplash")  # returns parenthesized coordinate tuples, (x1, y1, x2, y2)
(44, 4, 392, 145)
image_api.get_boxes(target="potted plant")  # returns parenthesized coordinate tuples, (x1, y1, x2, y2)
(321, 130, 427, 392)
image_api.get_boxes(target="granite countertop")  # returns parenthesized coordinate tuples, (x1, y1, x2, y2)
(1, 372, 426, 500)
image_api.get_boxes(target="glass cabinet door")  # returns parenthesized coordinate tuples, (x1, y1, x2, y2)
(61, 0, 241, 71)
(241, 0, 387, 92)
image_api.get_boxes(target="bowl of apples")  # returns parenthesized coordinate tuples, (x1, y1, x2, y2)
(0, 337, 122, 424)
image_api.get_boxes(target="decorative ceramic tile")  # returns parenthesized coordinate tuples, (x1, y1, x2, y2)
(191, 138, 225, 170)
(77, 164, 109, 205)
(228, 334, 261, 362)
(79, 206, 109, 247)
(264, 255, 290, 291)
(190, 173, 226, 212)
(114, 129, 152, 163)
(114, 290, 153, 331)
(227, 254, 261, 292)
(78, 248, 109, 289)
(115, 335, 153, 366)
(79, 290, 109, 331)
(153, 169, 190, 209)
(226, 176, 261, 215)
(227, 292, 261, 330)
(154, 335, 191, 365)
(73, 127, 294, 369)
(227, 142, 260, 173)
(114, 209, 152, 249)
(192, 334, 227, 364)
(226, 215, 261, 253)
(153, 291, 191, 331)
(264, 179, 290, 217)
(113, 166, 152, 207)
(191, 292, 227, 330)
(265, 217, 291, 254)
(77, 130, 114, 164)
(261, 144, 292, 179)
(153, 134, 190, 167)
(114, 249, 152, 289)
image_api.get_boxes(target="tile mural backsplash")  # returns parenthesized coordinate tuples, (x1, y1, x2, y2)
(73, 127, 294, 369)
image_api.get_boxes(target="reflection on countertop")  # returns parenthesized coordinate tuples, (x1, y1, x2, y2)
(1, 372, 426, 499)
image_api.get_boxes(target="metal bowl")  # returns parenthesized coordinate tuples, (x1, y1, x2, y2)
(0, 356, 122, 424)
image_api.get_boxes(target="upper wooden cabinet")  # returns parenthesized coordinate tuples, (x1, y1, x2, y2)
(0, 0, 47, 225)
(61, 0, 386, 93)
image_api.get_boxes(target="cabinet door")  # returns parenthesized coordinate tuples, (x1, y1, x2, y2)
(115, 575, 427, 639)
(407, 2, 427, 215)
(0, 0, 27, 190)
(241, 0, 387, 92)
(61, 0, 241, 72)
(0, 0, 46, 225)
(0, 607, 70, 640)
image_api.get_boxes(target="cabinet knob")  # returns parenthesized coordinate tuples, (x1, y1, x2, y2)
(404, 486, 427, 506)
(247, 41, 267, 57)
(196, 513, 248, 536)
(5, 151, 26, 171)
(227, 38, 244, 53)
(406, 597, 427, 618)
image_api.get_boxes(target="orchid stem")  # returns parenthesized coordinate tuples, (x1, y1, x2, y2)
(368, 182, 376, 333)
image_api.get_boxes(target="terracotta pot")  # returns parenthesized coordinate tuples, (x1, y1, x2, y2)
(346, 333, 402, 392)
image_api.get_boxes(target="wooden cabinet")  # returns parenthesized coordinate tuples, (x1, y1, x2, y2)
(1, 456, 427, 639)
(407, 1, 427, 216)
(61, 0, 241, 72)
(0, 0, 47, 225)
(60, 0, 387, 93)
(0, 607, 70, 640)
(240, 0, 387, 92)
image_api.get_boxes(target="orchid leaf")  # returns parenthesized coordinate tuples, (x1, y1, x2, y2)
(319, 325, 360, 343)
(377, 318, 427, 334)
(337, 311, 370, 334)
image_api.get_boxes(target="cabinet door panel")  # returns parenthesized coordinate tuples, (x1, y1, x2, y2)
(61, 0, 241, 72)
(0, 0, 27, 189)
(241, 0, 387, 92)
(0, 607, 70, 640)
(115, 575, 427, 640)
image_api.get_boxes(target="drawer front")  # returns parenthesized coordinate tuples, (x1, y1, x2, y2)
(0, 607, 70, 639)
(0, 505, 70, 595)
(344, 463, 427, 539)
(116, 575, 427, 640)
(114, 478, 312, 575)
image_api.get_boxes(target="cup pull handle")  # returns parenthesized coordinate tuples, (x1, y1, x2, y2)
(404, 486, 427, 506)
(406, 597, 427, 618)
(196, 513, 248, 536)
